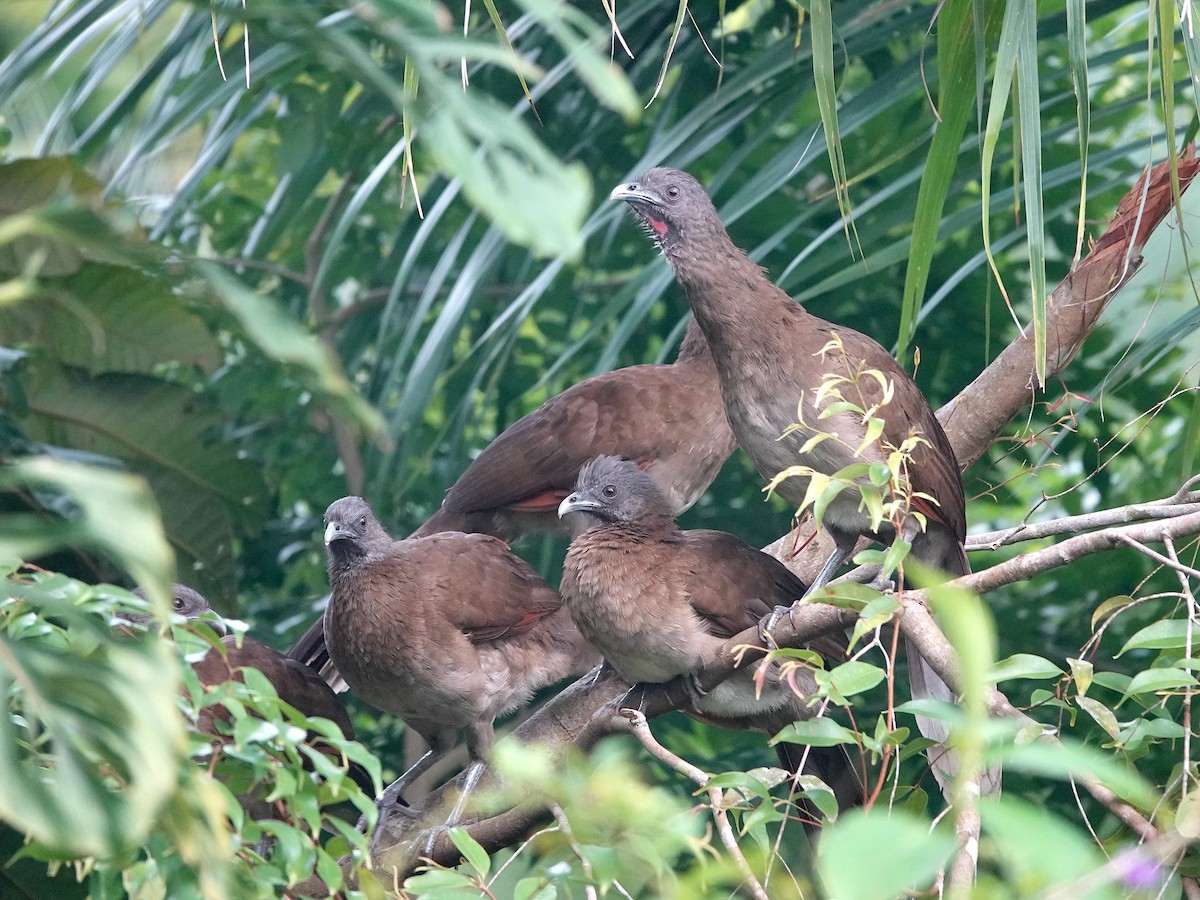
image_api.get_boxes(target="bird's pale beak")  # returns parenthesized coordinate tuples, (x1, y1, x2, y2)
(609, 182, 661, 205)
(324, 521, 350, 544)
(558, 492, 603, 519)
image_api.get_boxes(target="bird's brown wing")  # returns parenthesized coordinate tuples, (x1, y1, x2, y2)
(675, 530, 808, 638)
(195, 635, 356, 739)
(405, 533, 565, 644)
(438, 364, 702, 516)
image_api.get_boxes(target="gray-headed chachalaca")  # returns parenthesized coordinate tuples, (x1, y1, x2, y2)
(558, 455, 862, 818)
(321, 495, 598, 833)
(611, 168, 988, 792)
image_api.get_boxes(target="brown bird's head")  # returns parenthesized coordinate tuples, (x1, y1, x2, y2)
(610, 167, 724, 261)
(558, 456, 675, 530)
(323, 496, 393, 573)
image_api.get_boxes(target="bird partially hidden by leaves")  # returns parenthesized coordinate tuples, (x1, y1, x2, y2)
(321, 495, 599, 847)
(558, 456, 864, 821)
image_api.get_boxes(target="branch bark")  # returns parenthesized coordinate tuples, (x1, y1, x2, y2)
(353, 150, 1200, 883)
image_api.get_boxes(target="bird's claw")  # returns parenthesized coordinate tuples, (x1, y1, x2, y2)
(760, 604, 792, 650)
(868, 574, 896, 593)
(683, 672, 708, 707)
(362, 784, 418, 852)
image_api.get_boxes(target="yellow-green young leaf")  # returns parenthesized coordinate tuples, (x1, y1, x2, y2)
(1091, 594, 1137, 631)
(1075, 696, 1120, 741)
(1118, 668, 1198, 704)
(818, 810, 956, 900)
(986, 653, 1064, 682)
(1117, 620, 1200, 656)
(772, 718, 859, 748)
(1068, 657, 1094, 696)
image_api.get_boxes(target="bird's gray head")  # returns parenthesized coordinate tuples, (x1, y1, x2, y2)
(609, 167, 723, 260)
(323, 496, 391, 568)
(558, 456, 674, 528)
(127, 583, 226, 632)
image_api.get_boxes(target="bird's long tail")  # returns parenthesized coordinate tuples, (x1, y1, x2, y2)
(907, 536, 1002, 796)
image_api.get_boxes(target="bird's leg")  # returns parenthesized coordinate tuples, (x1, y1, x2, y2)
(612, 682, 650, 713)
(761, 534, 857, 649)
(363, 749, 435, 851)
(423, 759, 487, 856)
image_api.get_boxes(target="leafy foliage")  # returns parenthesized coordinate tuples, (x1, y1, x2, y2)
(0, 0, 1198, 896)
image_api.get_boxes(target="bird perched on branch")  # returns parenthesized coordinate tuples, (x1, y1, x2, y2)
(413, 317, 734, 541)
(289, 317, 734, 684)
(558, 456, 861, 816)
(611, 168, 983, 793)
(321, 495, 599, 836)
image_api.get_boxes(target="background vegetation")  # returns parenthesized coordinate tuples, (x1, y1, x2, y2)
(1, 0, 1198, 897)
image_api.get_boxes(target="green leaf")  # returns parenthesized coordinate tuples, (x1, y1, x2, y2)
(772, 717, 859, 748)
(1075, 696, 1120, 741)
(1118, 667, 1198, 703)
(1117, 620, 1200, 656)
(196, 262, 384, 438)
(986, 653, 1064, 682)
(982, 795, 1108, 892)
(1091, 595, 1136, 631)
(0, 576, 184, 857)
(997, 737, 1158, 810)
(0, 264, 221, 376)
(822, 660, 887, 698)
(817, 809, 956, 900)
(449, 826, 491, 877)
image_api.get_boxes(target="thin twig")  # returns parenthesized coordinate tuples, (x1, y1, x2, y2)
(1117, 533, 1200, 580)
(620, 710, 768, 900)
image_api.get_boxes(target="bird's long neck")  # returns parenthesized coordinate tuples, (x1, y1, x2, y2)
(670, 231, 807, 357)
(674, 315, 712, 364)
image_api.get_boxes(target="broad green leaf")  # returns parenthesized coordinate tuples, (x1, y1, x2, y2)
(449, 826, 491, 877)
(1118, 667, 1198, 703)
(998, 737, 1158, 810)
(982, 795, 1110, 893)
(822, 660, 887, 698)
(1117, 619, 1200, 656)
(818, 809, 956, 900)
(0, 264, 221, 375)
(772, 717, 859, 748)
(986, 653, 1064, 682)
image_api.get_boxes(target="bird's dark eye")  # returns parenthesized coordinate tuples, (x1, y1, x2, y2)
(359, 516, 367, 528)
(602, 484, 617, 498)
(666, 185, 680, 200)
(173, 597, 185, 610)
